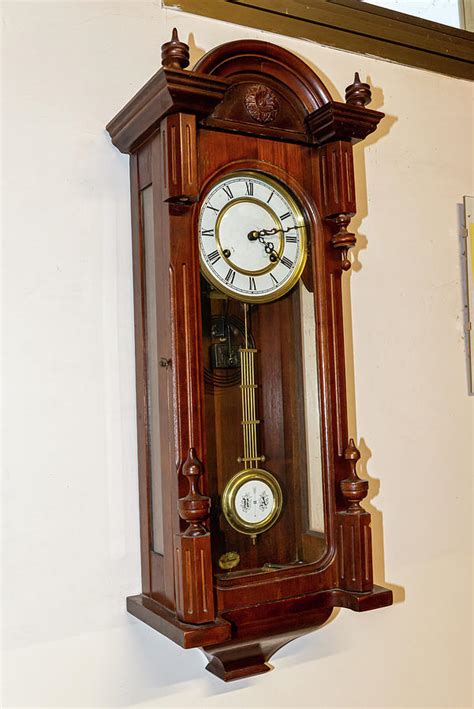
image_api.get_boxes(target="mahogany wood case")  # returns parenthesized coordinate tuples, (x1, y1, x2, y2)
(106, 31, 392, 681)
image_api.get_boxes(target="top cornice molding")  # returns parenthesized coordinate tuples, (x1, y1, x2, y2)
(107, 32, 384, 154)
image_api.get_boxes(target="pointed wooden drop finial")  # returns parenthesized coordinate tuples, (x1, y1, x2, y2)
(345, 72, 371, 107)
(330, 214, 356, 271)
(161, 28, 190, 70)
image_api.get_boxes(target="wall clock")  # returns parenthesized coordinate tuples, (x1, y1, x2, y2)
(107, 30, 393, 681)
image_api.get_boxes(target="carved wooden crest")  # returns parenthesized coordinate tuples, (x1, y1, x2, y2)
(244, 84, 279, 123)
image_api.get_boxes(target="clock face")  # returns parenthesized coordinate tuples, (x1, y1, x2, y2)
(221, 468, 283, 536)
(198, 171, 307, 303)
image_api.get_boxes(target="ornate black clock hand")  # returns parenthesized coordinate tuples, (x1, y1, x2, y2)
(248, 225, 303, 239)
(247, 230, 280, 263)
(247, 225, 303, 262)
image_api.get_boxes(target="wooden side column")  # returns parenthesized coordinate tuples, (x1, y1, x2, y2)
(169, 210, 216, 622)
(336, 439, 373, 592)
(161, 97, 215, 621)
(309, 74, 382, 591)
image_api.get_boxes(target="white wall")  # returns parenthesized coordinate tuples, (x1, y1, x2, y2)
(2, 2, 473, 707)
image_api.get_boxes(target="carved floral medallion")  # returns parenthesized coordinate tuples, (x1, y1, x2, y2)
(244, 84, 279, 124)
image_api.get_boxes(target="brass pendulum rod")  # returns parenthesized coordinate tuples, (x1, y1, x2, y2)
(238, 305, 265, 469)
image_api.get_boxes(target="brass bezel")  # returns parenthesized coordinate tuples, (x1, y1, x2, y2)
(221, 467, 283, 536)
(199, 170, 307, 304)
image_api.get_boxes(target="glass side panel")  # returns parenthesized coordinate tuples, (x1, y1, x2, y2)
(142, 185, 164, 555)
(300, 282, 324, 534)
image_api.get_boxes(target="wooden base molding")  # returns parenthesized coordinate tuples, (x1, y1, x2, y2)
(129, 585, 392, 680)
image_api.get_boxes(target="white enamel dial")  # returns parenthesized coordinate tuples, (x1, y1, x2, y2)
(198, 171, 307, 303)
(235, 479, 275, 525)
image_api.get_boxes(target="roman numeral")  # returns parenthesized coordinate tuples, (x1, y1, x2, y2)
(222, 185, 233, 200)
(202, 229, 214, 237)
(207, 204, 219, 213)
(286, 234, 297, 243)
(267, 190, 274, 204)
(208, 250, 221, 265)
(270, 273, 279, 286)
(249, 276, 257, 291)
(280, 211, 291, 221)
(225, 268, 236, 284)
(245, 181, 254, 196)
(281, 255, 293, 269)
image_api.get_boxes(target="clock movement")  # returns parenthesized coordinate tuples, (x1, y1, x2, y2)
(107, 30, 393, 681)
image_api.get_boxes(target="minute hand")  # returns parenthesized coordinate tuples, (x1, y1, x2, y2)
(250, 225, 302, 238)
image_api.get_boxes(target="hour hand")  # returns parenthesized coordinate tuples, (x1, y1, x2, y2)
(247, 230, 279, 262)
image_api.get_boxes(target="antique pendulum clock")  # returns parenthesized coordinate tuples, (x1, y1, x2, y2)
(107, 30, 393, 681)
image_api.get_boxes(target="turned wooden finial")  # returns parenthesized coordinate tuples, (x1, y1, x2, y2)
(161, 28, 190, 70)
(340, 438, 368, 512)
(345, 437, 361, 464)
(345, 72, 371, 107)
(177, 448, 210, 536)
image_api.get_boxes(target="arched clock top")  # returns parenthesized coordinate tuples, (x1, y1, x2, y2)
(194, 39, 332, 110)
(194, 39, 331, 141)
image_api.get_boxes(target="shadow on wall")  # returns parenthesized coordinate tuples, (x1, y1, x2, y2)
(188, 32, 207, 66)
(356, 438, 405, 604)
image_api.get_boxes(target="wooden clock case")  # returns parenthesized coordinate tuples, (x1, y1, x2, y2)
(107, 31, 392, 681)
